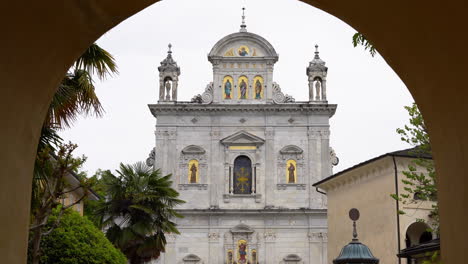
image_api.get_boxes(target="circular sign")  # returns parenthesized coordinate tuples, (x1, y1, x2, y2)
(349, 208, 360, 221)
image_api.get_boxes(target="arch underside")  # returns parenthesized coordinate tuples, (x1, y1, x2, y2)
(1, 1, 468, 263)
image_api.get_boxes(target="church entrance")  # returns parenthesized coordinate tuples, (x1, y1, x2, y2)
(233, 156, 252, 194)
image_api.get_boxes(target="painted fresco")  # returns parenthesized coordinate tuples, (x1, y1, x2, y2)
(223, 76, 234, 99)
(238, 76, 249, 99)
(238, 45, 250, 56)
(253, 76, 264, 99)
(188, 159, 199, 183)
(286, 159, 297, 183)
(237, 240, 248, 264)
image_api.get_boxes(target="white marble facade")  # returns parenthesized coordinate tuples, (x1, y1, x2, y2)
(148, 22, 336, 264)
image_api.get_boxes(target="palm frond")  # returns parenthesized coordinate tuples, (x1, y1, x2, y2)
(74, 43, 118, 80)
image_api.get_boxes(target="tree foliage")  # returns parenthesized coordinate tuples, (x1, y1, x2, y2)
(393, 103, 438, 232)
(44, 43, 117, 130)
(352, 32, 377, 57)
(392, 103, 440, 263)
(29, 143, 94, 264)
(30, 209, 127, 264)
(96, 162, 185, 264)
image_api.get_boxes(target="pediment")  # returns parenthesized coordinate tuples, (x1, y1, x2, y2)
(183, 254, 201, 262)
(280, 145, 303, 155)
(181, 145, 206, 155)
(230, 223, 254, 234)
(220, 131, 265, 146)
(283, 254, 302, 262)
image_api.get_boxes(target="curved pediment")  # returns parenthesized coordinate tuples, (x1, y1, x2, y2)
(208, 32, 278, 59)
(230, 223, 254, 234)
(181, 145, 206, 155)
(283, 254, 302, 262)
(183, 254, 201, 262)
(220, 131, 265, 146)
(280, 145, 304, 155)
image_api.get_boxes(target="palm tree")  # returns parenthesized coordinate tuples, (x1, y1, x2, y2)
(28, 43, 118, 264)
(97, 162, 184, 264)
(44, 43, 117, 130)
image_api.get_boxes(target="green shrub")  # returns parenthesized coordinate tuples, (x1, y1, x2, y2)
(34, 209, 127, 264)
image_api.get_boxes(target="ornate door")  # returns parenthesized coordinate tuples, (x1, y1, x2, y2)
(233, 156, 252, 194)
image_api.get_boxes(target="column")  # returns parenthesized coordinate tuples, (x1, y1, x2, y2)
(265, 127, 274, 207)
(320, 129, 330, 180)
(307, 127, 320, 208)
(210, 129, 221, 207)
(159, 80, 164, 101)
(321, 79, 327, 101)
(308, 77, 314, 102)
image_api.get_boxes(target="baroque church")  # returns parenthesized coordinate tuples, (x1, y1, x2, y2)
(147, 14, 338, 264)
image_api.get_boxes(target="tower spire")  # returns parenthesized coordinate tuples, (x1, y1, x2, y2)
(240, 7, 247, 32)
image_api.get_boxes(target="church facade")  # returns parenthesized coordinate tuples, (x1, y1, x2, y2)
(148, 19, 337, 264)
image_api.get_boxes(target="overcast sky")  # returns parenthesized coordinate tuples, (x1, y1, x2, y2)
(60, 0, 414, 176)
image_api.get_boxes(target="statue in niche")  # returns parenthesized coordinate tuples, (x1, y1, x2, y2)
(239, 79, 247, 99)
(224, 79, 232, 99)
(254, 79, 262, 99)
(189, 163, 197, 183)
(227, 250, 234, 264)
(165, 80, 172, 100)
(238, 241, 247, 264)
(315, 79, 322, 100)
(288, 162, 296, 183)
(251, 250, 258, 264)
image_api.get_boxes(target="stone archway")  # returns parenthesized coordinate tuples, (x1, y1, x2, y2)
(1, 1, 468, 263)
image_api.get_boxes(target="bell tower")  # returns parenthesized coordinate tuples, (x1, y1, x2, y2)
(307, 45, 328, 102)
(158, 43, 181, 102)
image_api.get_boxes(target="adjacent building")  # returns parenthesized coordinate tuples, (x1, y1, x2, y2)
(313, 148, 436, 264)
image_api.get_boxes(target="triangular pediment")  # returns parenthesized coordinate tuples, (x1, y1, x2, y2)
(220, 130, 265, 146)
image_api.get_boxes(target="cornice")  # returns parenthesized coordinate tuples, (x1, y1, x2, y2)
(148, 102, 337, 117)
(175, 208, 327, 215)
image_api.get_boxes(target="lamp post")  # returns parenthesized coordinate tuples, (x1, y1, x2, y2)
(333, 208, 380, 264)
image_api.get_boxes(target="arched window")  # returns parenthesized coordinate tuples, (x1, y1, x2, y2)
(233, 155, 252, 194)
(406, 222, 432, 246)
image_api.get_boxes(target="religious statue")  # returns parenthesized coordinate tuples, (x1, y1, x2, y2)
(288, 162, 296, 183)
(315, 79, 321, 100)
(240, 79, 247, 99)
(254, 79, 262, 99)
(251, 250, 257, 264)
(238, 46, 248, 56)
(238, 242, 247, 264)
(165, 80, 172, 100)
(190, 163, 197, 183)
(225, 79, 232, 99)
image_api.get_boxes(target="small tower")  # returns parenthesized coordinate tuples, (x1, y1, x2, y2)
(307, 45, 328, 102)
(158, 44, 180, 102)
